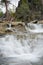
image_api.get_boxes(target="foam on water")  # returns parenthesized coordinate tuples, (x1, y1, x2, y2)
(26, 24, 43, 33)
(0, 24, 43, 65)
(0, 34, 43, 64)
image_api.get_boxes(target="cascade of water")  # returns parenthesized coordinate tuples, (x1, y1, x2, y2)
(25, 24, 43, 33)
(0, 24, 43, 65)
(9, 24, 12, 29)
(0, 34, 43, 65)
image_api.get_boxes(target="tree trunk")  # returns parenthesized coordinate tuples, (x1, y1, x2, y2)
(5, 0, 8, 19)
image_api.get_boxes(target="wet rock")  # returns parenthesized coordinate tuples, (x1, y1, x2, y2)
(38, 20, 43, 24)
(5, 30, 12, 33)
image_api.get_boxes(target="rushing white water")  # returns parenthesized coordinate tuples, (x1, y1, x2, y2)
(26, 24, 43, 33)
(0, 24, 43, 65)
(6, 24, 12, 30)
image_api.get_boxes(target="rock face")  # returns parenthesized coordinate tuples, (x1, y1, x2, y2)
(0, 21, 26, 34)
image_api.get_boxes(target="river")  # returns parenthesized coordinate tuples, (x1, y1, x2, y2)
(0, 24, 43, 65)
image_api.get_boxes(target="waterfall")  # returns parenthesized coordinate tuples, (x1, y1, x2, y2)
(0, 34, 43, 65)
(0, 24, 43, 65)
(26, 24, 43, 33)
(5, 24, 12, 32)
(9, 24, 12, 29)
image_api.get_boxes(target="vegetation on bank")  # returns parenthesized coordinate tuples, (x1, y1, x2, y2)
(15, 0, 43, 23)
(0, 0, 15, 21)
(0, 0, 43, 23)
(0, 10, 3, 17)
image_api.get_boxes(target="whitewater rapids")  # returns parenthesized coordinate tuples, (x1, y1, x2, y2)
(0, 24, 43, 65)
